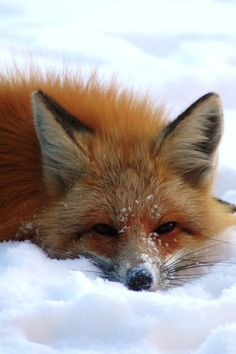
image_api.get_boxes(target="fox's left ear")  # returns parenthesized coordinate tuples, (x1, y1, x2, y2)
(156, 93, 223, 188)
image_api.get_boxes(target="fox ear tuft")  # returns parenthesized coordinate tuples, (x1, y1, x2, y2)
(32, 90, 93, 194)
(157, 93, 223, 187)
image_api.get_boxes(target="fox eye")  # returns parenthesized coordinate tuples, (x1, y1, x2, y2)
(93, 224, 118, 237)
(154, 222, 177, 236)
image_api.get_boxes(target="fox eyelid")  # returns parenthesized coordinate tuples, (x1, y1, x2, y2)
(93, 224, 118, 237)
(154, 221, 177, 236)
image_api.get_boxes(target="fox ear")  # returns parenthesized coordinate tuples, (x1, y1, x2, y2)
(32, 90, 93, 193)
(157, 93, 223, 188)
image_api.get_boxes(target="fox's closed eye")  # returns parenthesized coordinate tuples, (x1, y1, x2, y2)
(154, 222, 177, 235)
(93, 224, 118, 237)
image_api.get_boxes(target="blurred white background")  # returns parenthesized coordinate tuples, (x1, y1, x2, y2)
(1, 0, 236, 115)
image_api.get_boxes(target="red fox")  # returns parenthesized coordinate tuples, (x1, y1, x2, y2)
(0, 70, 235, 291)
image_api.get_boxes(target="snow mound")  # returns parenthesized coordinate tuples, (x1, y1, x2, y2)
(0, 238, 236, 354)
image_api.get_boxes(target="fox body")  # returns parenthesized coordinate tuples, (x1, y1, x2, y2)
(0, 71, 235, 291)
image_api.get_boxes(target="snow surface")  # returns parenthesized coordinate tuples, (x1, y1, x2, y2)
(0, 1, 236, 353)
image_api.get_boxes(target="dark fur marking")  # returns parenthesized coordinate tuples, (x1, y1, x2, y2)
(36, 90, 94, 138)
(194, 110, 221, 155)
(163, 92, 218, 138)
(215, 198, 236, 213)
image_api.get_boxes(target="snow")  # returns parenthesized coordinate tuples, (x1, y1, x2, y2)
(0, 241, 236, 354)
(0, 0, 236, 353)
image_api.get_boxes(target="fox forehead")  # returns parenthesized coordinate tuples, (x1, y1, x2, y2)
(66, 163, 176, 228)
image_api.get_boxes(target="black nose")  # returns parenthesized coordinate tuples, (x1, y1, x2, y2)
(126, 265, 153, 291)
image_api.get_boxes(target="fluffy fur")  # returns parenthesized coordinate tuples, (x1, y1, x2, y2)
(0, 69, 235, 290)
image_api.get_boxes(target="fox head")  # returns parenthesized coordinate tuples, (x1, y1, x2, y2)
(31, 89, 235, 291)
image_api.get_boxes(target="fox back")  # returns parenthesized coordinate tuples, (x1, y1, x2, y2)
(0, 70, 235, 290)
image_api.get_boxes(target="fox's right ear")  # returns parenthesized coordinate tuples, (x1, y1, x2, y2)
(32, 90, 93, 194)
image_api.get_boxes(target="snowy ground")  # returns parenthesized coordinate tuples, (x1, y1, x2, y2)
(0, 1, 236, 353)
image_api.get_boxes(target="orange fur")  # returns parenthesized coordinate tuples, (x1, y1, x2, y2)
(0, 69, 235, 290)
(0, 70, 165, 240)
